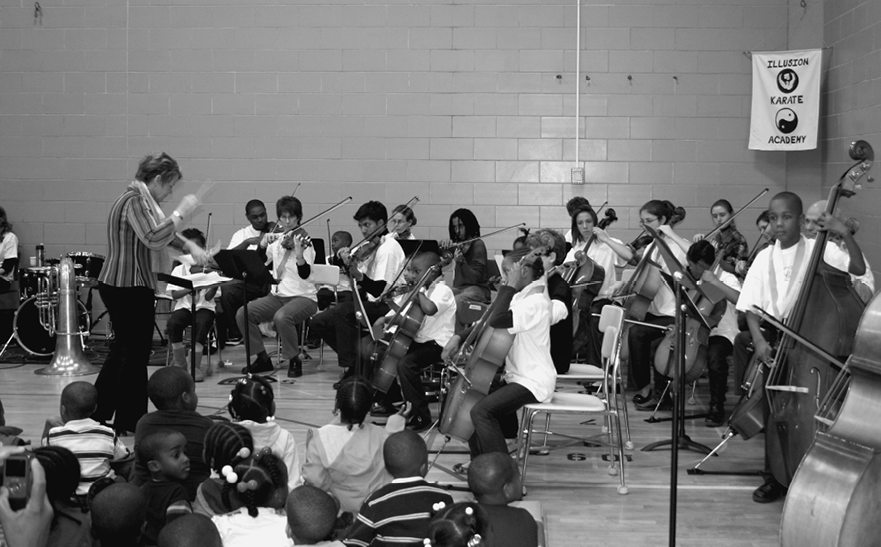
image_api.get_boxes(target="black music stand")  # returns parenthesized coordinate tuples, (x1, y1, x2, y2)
(212, 250, 276, 385)
(158, 272, 234, 382)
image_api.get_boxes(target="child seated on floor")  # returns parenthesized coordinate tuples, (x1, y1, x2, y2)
(426, 502, 492, 547)
(138, 430, 193, 545)
(132, 366, 214, 500)
(210, 448, 290, 547)
(33, 445, 92, 547)
(90, 483, 147, 547)
(194, 421, 255, 516)
(467, 452, 537, 547)
(302, 377, 408, 515)
(166, 227, 221, 382)
(285, 485, 342, 546)
(343, 431, 452, 547)
(158, 513, 223, 547)
(228, 374, 301, 490)
(42, 381, 131, 496)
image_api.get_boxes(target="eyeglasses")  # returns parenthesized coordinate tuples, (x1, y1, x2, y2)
(639, 216, 659, 226)
(279, 214, 298, 222)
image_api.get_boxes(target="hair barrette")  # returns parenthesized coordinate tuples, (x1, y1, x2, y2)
(236, 447, 251, 459)
(465, 507, 474, 516)
(467, 534, 482, 547)
(432, 501, 446, 512)
(423, 539, 432, 546)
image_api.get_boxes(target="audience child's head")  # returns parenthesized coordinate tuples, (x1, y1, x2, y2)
(285, 485, 337, 545)
(180, 228, 206, 250)
(383, 430, 428, 479)
(335, 377, 373, 430)
(90, 483, 147, 547)
(138, 430, 190, 482)
(157, 513, 223, 547)
(426, 502, 491, 547)
(59, 381, 98, 423)
(449, 208, 480, 242)
(32, 445, 80, 507)
(203, 420, 254, 475)
(331, 230, 353, 253)
(354, 201, 388, 237)
(525, 228, 566, 267)
(467, 452, 523, 505)
(565, 196, 591, 217)
(223, 447, 289, 517)
(148, 366, 198, 412)
(228, 375, 276, 423)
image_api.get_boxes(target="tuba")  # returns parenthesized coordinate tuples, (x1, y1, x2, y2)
(34, 257, 98, 376)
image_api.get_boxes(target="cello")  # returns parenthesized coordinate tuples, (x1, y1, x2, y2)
(763, 140, 873, 487)
(781, 289, 881, 547)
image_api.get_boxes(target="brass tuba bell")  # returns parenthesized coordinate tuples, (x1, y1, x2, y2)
(34, 257, 98, 376)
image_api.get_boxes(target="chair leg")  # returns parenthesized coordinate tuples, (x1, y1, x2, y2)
(519, 408, 540, 486)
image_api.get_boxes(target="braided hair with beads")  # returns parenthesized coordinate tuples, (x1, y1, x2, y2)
(427, 502, 490, 547)
(228, 375, 276, 423)
(225, 448, 288, 518)
(32, 445, 81, 508)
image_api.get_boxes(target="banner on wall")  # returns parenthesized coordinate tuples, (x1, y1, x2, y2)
(749, 48, 822, 151)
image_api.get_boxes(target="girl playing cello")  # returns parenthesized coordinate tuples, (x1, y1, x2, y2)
(627, 200, 689, 407)
(441, 248, 556, 457)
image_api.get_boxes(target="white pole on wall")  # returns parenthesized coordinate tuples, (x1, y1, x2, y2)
(572, 0, 584, 184)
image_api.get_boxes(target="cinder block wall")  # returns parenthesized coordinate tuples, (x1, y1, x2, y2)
(821, 0, 881, 278)
(1, 0, 816, 267)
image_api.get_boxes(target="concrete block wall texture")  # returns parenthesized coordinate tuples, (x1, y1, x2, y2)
(0, 0, 862, 281)
(820, 0, 881, 279)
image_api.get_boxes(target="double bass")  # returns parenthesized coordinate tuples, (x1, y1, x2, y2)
(763, 140, 873, 487)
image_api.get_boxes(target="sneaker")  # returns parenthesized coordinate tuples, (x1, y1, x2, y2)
(225, 337, 243, 347)
(242, 355, 274, 375)
(635, 395, 672, 412)
(752, 478, 787, 503)
(370, 403, 397, 418)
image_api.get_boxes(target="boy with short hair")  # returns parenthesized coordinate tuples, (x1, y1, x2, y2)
(343, 431, 452, 547)
(468, 453, 538, 547)
(365, 251, 456, 431)
(132, 366, 214, 500)
(158, 513, 223, 547)
(139, 429, 193, 545)
(42, 381, 131, 496)
(285, 485, 341, 546)
(90, 483, 148, 547)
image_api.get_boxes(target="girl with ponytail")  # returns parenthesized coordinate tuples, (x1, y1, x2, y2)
(210, 448, 290, 547)
(426, 502, 492, 547)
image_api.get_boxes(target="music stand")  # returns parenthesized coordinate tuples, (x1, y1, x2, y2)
(158, 272, 234, 382)
(212, 250, 276, 385)
(398, 239, 441, 257)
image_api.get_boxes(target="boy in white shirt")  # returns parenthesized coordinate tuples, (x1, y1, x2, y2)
(366, 252, 456, 431)
(442, 248, 556, 457)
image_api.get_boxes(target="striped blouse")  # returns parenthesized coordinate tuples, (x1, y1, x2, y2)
(98, 187, 177, 290)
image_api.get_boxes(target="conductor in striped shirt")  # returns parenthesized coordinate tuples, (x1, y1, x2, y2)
(94, 152, 210, 435)
(344, 431, 452, 547)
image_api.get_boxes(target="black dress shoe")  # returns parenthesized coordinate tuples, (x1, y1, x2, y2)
(753, 478, 787, 503)
(705, 404, 725, 427)
(332, 368, 356, 389)
(242, 355, 274, 375)
(633, 392, 652, 405)
(287, 357, 303, 378)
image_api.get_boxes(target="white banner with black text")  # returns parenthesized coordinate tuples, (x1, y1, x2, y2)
(749, 48, 822, 151)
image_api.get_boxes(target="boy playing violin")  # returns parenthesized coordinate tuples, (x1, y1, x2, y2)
(735, 191, 866, 503)
(309, 201, 406, 387)
(364, 252, 456, 431)
(238, 195, 318, 377)
(441, 247, 556, 457)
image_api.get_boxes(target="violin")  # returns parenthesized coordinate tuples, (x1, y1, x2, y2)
(439, 224, 526, 263)
(344, 197, 419, 268)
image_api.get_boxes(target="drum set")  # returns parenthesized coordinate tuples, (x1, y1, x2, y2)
(8, 252, 104, 357)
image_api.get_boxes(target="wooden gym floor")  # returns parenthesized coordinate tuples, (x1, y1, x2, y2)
(0, 336, 781, 547)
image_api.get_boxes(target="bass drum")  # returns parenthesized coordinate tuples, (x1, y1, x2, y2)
(13, 297, 89, 357)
